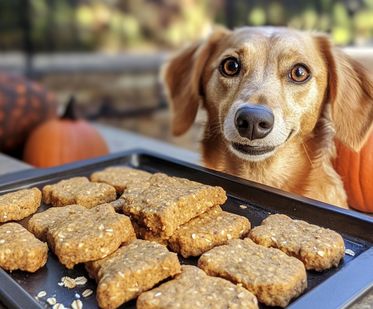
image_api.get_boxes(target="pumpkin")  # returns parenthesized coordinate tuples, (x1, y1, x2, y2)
(23, 97, 109, 168)
(0, 74, 58, 156)
(333, 133, 373, 213)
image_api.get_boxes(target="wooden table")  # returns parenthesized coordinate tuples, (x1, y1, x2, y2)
(0, 125, 372, 309)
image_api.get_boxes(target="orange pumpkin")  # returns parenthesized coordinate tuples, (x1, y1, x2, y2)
(333, 133, 373, 213)
(23, 97, 109, 168)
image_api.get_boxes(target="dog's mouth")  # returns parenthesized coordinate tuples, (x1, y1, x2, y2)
(231, 143, 276, 156)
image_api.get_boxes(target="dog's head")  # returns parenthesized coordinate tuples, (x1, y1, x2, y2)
(162, 27, 373, 162)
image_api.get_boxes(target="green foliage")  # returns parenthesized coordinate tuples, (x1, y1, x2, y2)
(0, 0, 372, 51)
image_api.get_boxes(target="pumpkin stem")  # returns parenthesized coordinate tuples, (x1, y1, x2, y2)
(62, 96, 78, 120)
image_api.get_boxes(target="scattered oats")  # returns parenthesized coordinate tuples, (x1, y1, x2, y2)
(345, 248, 356, 256)
(0, 239, 5, 244)
(74, 276, 88, 286)
(191, 233, 197, 239)
(82, 289, 93, 298)
(317, 250, 325, 257)
(53, 304, 65, 309)
(154, 292, 162, 297)
(37, 291, 47, 298)
(239, 205, 247, 209)
(75, 293, 81, 299)
(71, 299, 83, 309)
(47, 297, 57, 305)
(105, 228, 113, 233)
(57, 282, 64, 286)
(61, 276, 76, 289)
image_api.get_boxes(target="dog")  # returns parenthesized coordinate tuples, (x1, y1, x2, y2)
(162, 27, 373, 208)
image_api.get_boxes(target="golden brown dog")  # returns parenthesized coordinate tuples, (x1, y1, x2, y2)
(162, 27, 373, 208)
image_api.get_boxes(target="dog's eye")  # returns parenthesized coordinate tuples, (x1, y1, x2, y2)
(220, 57, 240, 77)
(289, 64, 311, 83)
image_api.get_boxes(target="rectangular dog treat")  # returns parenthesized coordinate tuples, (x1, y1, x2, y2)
(85, 239, 181, 309)
(47, 204, 136, 269)
(27, 204, 87, 241)
(198, 238, 307, 307)
(249, 214, 345, 271)
(43, 177, 89, 205)
(169, 206, 250, 257)
(0, 223, 48, 272)
(121, 173, 227, 237)
(137, 265, 258, 309)
(0, 188, 41, 222)
(91, 166, 152, 194)
(42, 177, 116, 208)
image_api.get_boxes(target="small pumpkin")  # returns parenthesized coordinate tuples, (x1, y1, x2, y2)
(333, 133, 373, 213)
(23, 97, 109, 168)
(0, 74, 57, 156)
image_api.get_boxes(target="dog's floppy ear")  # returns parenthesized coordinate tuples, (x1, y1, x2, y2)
(316, 35, 373, 151)
(162, 28, 229, 136)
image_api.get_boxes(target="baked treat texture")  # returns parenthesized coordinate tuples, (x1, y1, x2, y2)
(85, 239, 181, 309)
(42, 177, 116, 208)
(131, 221, 168, 246)
(249, 214, 345, 271)
(169, 206, 250, 257)
(198, 238, 307, 307)
(91, 166, 152, 194)
(27, 204, 87, 241)
(47, 204, 135, 269)
(0, 188, 41, 222)
(137, 265, 258, 309)
(0, 223, 48, 272)
(121, 173, 227, 237)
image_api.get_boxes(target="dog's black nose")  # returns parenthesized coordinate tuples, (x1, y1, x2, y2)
(234, 105, 274, 140)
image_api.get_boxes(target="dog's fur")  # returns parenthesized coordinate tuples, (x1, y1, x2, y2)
(162, 27, 373, 208)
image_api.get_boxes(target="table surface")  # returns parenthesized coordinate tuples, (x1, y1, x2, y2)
(0, 124, 372, 309)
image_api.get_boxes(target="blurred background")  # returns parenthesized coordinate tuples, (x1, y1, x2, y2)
(0, 0, 373, 159)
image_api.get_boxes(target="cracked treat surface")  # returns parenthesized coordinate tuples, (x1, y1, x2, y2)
(42, 177, 116, 208)
(0, 223, 48, 272)
(131, 221, 168, 246)
(249, 214, 345, 271)
(169, 206, 251, 257)
(198, 238, 307, 307)
(0, 188, 41, 222)
(27, 204, 87, 241)
(137, 265, 258, 309)
(121, 173, 227, 237)
(85, 239, 181, 309)
(91, 166, 152, 194)
(47, 204, 135, 269)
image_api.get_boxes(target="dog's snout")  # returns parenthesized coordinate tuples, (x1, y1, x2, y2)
(234, 105, 274, 140)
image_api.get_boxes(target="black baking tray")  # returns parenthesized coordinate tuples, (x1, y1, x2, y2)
(0, 149, 372, 309)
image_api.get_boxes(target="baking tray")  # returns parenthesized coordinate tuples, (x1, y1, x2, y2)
(0, 149, 372, 309)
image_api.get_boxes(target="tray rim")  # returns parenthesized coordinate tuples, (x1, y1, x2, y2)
(0, 148, 372, 309)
